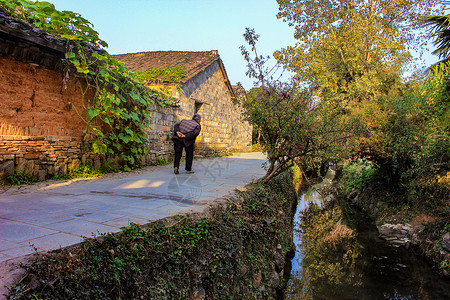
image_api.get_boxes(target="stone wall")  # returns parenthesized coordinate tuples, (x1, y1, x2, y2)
(0, 135, 93, 180)
(140, 103, 178, 165)
(178, 61, 252, 155)
(230, 89, 252, 152)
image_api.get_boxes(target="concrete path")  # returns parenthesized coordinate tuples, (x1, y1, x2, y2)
(0, 152, 266, 263)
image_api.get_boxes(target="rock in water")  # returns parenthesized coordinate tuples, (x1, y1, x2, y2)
(443, 233, 450, 252)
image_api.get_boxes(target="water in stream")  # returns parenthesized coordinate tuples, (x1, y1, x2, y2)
(286, 172, 450, 299)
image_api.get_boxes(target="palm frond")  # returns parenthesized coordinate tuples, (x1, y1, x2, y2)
(423, 15, 450, 59)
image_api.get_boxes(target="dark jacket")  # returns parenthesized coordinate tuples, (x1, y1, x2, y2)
(172, 119, 201, 147)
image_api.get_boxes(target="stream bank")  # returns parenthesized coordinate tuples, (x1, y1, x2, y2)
(7, 170, 300, 299)
(286, 171, 450, 299)
(347, 180, 450, 278)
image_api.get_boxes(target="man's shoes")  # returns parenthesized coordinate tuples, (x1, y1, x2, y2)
(186, 170, 195, 174)
(174, 167, 179, 174)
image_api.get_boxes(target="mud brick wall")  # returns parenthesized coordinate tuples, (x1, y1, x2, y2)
(0, 39, 94, 181)
(178, 61, 252, 155)
(0, 56, 87, 137)
(0, 51, 177, 181)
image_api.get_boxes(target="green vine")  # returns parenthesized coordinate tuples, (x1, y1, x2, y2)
(1, 0, 172, 170)
(135, 66, 186, 85)
(135, 66, 186, 97)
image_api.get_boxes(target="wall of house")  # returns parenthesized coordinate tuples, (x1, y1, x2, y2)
(178, 61, 252, 155)
(0, 47, 96, 180)
(230, 99, 252, 153)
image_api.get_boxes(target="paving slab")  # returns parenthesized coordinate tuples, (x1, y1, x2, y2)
(0, 152, 266, 264)
(0, 221, 58, 243)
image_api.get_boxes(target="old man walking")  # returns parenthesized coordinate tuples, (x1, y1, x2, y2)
(172, 114, 202, 174)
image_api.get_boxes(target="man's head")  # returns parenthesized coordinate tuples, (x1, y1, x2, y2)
(192, 114, 202, 123)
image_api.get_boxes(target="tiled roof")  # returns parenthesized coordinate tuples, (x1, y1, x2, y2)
(0, 10, 68, 53)
(0, 10, 104, 55)
(113, 50, 222, 83)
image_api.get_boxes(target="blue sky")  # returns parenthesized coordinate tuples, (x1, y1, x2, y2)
(48, 0, 439, 90)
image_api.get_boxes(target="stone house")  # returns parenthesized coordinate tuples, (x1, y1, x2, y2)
(113, 51, 252, 156)
(0, 11, 251, 181)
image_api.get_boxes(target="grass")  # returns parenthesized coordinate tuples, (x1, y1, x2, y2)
(5, 172, 38, 185)
(3, 164, 108, 186)
(151, 157, 174, 166)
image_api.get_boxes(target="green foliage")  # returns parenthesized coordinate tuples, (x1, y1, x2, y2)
(443, 223, 450, 234)
(240, 29, 351, 182)
(0, 0, 172, 170)
(345, 75, 449, 211)
(0, 0, 106, 48)
(351, 76, 449, 184)
(67, 51, 167, 169)
(134, 66, 186, 100)
(423, 14, 450, 62)
(151, 157, 174, 166)
(339, 160, 376, 194)
(68, 164, 105, 178)
(49, 174, 70, 181)
(6, 172, 38, 185)
(134, 66, 186, 85)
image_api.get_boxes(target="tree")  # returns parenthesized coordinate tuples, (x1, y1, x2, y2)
(240, 29, 350, 182)
(275, 0, 440, 103)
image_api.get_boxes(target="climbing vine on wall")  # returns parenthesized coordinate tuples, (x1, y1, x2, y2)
(0, 0, 172, 170)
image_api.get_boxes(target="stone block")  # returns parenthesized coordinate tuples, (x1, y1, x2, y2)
(47, 165, 55, 175)
(15, 157, 25, 173)
(69, 159, 81, 170)
(24, 153, 40, 159)
(443, 233, 450, 252)
(0, 160, 14, 178)
(58, 164, 67, 175)
(87, 159, 93, 167)
(38, 169, 46, 181)
(94, 159, 101, 170)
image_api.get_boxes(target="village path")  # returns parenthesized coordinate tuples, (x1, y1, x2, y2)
(0, 152, 266, 263)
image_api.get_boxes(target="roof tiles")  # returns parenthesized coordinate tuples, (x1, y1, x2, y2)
(113, 50, 220, 83)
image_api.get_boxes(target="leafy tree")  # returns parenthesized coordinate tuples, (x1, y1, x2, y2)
(275, 0, 441, 103)
(240, 29, 350, 182)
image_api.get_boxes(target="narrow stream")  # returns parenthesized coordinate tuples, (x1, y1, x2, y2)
(286, 172, 450, 299)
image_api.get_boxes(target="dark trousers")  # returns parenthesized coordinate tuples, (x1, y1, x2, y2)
(173, 139, 194, 171)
